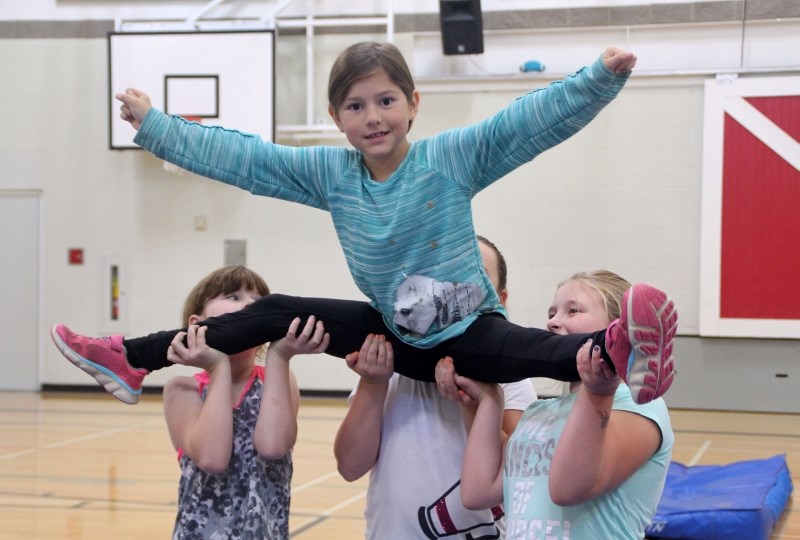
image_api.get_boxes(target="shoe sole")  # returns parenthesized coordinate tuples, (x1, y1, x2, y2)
(624, 285, 677, 404)
(50, 325, 140, 405)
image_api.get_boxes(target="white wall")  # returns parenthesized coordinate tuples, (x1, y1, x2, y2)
(0, 0, 765, 20)
(0, 0, 736, 20)
(1, 1, 799, 410)
(412, 19, 800, 77)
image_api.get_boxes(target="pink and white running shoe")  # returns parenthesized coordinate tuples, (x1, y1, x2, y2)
(50, 324, 146, 405)
(605, 284, 677, 404)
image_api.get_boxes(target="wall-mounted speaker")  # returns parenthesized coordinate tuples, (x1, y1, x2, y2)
(439, 0, 484, 56)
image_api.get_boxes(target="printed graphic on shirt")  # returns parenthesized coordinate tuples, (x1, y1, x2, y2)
(504, 410, 571, 539)
(504, 437, 555, 479)
(506, 517, 571, 539)
(504, 410, 557, 479)
(507, 481, 573, 539)
(393, 275, 485, 336)
(417, 480, 502, 539)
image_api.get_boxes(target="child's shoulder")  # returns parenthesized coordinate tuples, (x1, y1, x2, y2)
(163, 372, 205, 398)
(612, 386, 669, 418)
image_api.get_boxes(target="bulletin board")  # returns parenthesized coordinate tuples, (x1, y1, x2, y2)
(108, 30, 275, 149)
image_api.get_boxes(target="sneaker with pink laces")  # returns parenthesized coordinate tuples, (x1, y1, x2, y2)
(605, 284, 677, 405)
(50, 324, 147, 405)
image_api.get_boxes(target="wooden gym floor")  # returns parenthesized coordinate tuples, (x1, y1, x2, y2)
(0, 391, 797, 539)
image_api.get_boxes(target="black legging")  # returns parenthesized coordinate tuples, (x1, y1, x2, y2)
(124, 294, 606, 383)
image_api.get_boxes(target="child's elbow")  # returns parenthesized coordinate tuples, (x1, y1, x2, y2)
(461, 495, 484, 511)
(332, 444, 373, 482)
(258, 448, 291, 461)
(255, 439, 292, 460)
(460, 477, 503, 511)
(195, 454, 231, 475)
(336, 462, 367, 483)
(549, 490, 577, 507)
(548, 479, 586, 507)
(461, 486, 489, 511)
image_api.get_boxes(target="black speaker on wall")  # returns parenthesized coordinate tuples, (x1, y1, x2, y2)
(439, 0, 484, 56)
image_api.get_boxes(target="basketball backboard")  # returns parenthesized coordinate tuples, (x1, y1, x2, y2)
(108, 30, 274, 149)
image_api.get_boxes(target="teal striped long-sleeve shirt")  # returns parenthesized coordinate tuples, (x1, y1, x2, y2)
(134, 56, 629, 348)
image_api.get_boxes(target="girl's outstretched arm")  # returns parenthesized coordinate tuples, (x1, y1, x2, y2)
(548, 341, 661, 505)
(432, 46, 635, 195)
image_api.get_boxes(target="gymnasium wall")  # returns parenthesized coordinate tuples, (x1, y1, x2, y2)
(0, 1, 798, 411)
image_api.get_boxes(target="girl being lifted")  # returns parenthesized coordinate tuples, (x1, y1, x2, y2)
(52, 42, 677, 407)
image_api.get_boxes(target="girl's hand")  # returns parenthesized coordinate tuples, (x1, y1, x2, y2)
(167, 325, 228, 372)
(435, 356, 465, 402)
(270, 316, 330, 361)
(115, 88, 152, 130)
(435, 357, 499, 405)
(344, 334, 393, 384)
(602, 47, 637, 73)
(577, 340, 620, 396)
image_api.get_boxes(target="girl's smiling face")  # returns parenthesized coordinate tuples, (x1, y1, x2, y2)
(546, 280, 611, 336)
(329, 68, 419, 181)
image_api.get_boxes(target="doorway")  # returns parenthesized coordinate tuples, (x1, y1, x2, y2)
(0, 192, 40, 390)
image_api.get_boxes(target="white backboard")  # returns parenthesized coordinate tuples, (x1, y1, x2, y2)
(108, 31, 274, 149)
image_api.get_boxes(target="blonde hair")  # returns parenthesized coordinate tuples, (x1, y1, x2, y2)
(558, 270, 631, 322)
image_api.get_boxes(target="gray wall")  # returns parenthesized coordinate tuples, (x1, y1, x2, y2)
(668, 337, 800, 412)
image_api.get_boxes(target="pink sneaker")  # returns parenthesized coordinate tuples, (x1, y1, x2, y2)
(605, 284, 677, 404)
(50, 324, 147, 405)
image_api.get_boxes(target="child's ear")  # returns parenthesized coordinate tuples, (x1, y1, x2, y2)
(187, 314, 202, 326)
(328, 105, 344, 132)
(497, 288, 509, 308)
(409, 90, 420, 118)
